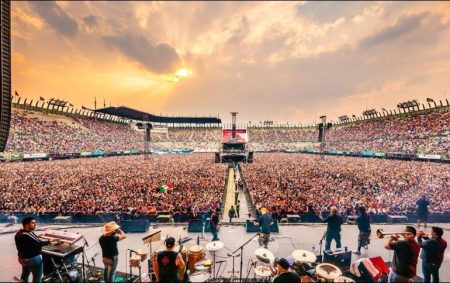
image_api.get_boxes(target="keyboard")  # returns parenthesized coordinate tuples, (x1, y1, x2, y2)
(39, 229, 83, 245)
(42, 244, 83, 259)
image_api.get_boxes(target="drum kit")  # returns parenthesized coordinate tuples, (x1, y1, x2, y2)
(247, 248, 350, 283)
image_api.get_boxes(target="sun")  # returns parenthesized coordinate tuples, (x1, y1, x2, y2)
(175, 68, 190, 78)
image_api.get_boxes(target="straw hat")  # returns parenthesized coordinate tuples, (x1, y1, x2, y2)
(101, 221, 120, 235)
(260, 207, 267, 215)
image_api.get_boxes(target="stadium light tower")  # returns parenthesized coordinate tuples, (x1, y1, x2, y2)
(230, 112, 238, 141)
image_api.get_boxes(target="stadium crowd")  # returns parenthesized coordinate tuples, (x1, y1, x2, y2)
(248, 109, 449, 155)
(242, 153, 450, 215)
(0, 154, 226, 215)
(5, 109, 221, 153)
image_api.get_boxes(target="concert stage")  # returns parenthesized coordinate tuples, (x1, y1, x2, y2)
(1, 222, 449, 282)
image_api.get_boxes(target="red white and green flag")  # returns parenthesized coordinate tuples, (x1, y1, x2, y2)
(157, 184, 173, 193)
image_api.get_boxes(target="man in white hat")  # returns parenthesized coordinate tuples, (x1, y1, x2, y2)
(99, 221, 126, 283)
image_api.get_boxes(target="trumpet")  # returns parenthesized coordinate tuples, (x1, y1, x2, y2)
(376, 229, 405, 239)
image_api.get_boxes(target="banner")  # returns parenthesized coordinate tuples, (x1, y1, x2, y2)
(417, 154, 441, 160)
(23, 153, 47, 159)
(222, 129, 247, 143)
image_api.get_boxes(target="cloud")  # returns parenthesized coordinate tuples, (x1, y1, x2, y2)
(359, 12, 428, 49)
(102, 34, 182, 74)
(29, 1, 78, 38)
(297, 1, 373, 24)
(83, 15, 98, 29)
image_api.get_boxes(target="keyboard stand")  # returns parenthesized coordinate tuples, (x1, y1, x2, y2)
(50, 258, 64, 282)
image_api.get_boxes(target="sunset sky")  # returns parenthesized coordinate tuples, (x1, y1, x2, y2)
(12, 1, 450, 124)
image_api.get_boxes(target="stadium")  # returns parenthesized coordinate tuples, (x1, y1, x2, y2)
(1, 1, 450, 283)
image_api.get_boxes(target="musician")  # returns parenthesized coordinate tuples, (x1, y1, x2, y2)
(153, 237, 186, 282)
(210, 208, 221, 241)
(353, 206, 371, 255)
(256, 207, 273, 249)
(418, 227, 447, 283)
(99, 221, 126, 283)
(319, 207, 344, 251)
(15, 217, 56, 283)
(272, 258, 300, 283)
(416, 195, 430, 228)
(384, 226, 420, 282)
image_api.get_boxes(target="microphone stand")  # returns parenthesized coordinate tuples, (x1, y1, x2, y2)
(319, 231, 326, 263)
(231, 233, 260, 283)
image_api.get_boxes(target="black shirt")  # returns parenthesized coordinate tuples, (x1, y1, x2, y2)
(323, 214, 344, 233)
(416, 198, 430, 215)
(210, 213, 219, 229)
(157, 250, 179, 282)
(390, 239, 420, 278)
(419, 237, 447, 267)
(15, 229, 50, 259)
(99, 234, 119, 259)
(356, 214, 371, 233)
(273, 271, 300, 283)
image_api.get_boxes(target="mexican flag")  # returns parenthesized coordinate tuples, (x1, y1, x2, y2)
(157, 184, 173, 193)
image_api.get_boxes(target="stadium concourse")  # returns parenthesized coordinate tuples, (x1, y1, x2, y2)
(0, 102, 449, 282)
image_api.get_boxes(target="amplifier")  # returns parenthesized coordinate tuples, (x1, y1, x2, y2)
(323, 249, 352, 271)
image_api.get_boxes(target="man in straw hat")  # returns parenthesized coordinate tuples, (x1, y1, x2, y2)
(153, 236, 186, 282)
(99, 221, 126, 283)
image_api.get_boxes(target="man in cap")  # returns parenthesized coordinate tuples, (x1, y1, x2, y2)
(384, 225, 420, 282)
(153, 237, 186, 282)
(272, 258, 300, 283)
(257, 207, 273, 249)
(99, 221, 126, 283)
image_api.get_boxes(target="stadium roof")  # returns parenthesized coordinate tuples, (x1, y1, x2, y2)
(95, 106, 222, 124)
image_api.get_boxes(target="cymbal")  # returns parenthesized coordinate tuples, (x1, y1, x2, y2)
(255, 248, 275, 264)
(254, 266, 272, 277)
(206, 241, 224, 251)
(315, 263, 342, 280)
(334, 276, 355, 282)
(292, 250, 317, 263)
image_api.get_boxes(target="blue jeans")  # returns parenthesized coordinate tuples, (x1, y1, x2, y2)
(388, 269, 413, 282)
(422, 261, 440, 283)
(103, 256, 118, 283)
(325, 231, 341, 251)
(211, 228, 219, 241)
(20, 255, 43, 283)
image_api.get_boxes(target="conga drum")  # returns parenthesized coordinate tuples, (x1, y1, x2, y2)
(188, 245, 206, 273)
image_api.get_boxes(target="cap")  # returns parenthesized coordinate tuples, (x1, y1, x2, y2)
(165, 237, 176, 248)
(277, 258, 290, 270)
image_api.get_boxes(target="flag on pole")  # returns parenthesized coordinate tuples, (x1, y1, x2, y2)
(15, 91, 20, 96)
(426, 98, 434, 103)
(82, 105, 90, 110)
(39, 96, 45, 101)
(69, 103, 74, 107)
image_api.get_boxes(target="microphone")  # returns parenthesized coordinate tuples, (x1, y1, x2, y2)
(84, 238, 89, 247)
(215, 260, 226, 264)
(197, 235, 200, 245)
(127, 248, 139, 254)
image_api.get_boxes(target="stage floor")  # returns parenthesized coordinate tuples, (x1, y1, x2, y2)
(1, 222, 449, 282)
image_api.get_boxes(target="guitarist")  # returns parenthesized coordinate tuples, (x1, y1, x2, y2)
(153, 237, 186, 282)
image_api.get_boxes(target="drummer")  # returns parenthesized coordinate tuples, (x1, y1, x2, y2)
(153, 237, 186, 282)
(272, 258, 301, 283)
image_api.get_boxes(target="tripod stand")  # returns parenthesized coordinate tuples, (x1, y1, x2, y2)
(230, 233, 259, 283)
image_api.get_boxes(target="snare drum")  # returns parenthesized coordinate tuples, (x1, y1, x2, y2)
(188, 245, 206, 273)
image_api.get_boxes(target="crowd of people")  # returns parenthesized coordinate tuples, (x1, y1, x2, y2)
(0, 154, 226, 215)
(247, 109, 449, 156)
(5, 109, 222, 153)
(241, 153, 449, 215)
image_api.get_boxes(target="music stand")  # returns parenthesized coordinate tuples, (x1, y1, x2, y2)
(142, 230, 161, 282)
